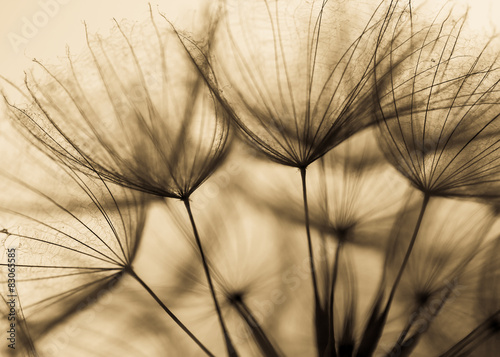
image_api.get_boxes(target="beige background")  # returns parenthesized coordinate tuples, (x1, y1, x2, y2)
(0, 0, 498, 84)
(0, 0, 204, 84)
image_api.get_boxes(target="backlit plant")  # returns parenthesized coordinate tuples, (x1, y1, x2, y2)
(1, 1, 499, 356)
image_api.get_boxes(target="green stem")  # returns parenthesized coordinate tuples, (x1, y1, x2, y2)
(127, 268, 214, 357)
(183, 199, 238, 357)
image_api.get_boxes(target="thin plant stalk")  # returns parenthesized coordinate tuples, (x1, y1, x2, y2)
(232, 298, 283, 357)
(384, 193, 430, 313)
(327, 241, 343, 357)
(183, 199, 238, 357)
(300, 168, 320, 302)
(300, 167, 325, 355)
(126, 267, 214, 357)
(356, 193, 430, 357)
(440, 309, 500, 357)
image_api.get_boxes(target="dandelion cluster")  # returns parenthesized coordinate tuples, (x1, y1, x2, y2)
(0, 0, 499, 356)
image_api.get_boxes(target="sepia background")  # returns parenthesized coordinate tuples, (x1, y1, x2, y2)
(0, 0, 499, 356)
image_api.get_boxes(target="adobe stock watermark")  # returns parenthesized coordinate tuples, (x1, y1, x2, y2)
(1, 228, 19, 351)
(7, 0, 72, 54)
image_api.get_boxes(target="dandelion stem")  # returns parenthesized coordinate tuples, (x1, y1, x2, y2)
(183, 199, 239, 357)
(300, 167, 324, 355)
(355, 193, 430, 357)
(232, 299, 283, 357)
(327, 241, 342, 356)
(384, 193, 430, 313)
(300, 167, 320, 303)
(126, 267, 214, 357)
(439, 309, 500, 357)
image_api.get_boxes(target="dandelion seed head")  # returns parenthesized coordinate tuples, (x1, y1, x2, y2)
(227, 291, 245, 305)
(376, 5, 500, 199)
(4, 9, 231, 201)
(177, 0, 402, 168)
(239, 129, 414, 250)
(0, 126, 147, 339)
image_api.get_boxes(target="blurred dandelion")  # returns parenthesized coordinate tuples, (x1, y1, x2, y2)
(172, 1, 407, 353)
(382, 198, 494, 356)
(235, 128, 417, 355)
(0, 0, 499, 356)
(376, 7, 500, 199)
(239, 129, 414, 251)
(437, 234, 500, 357)
(148, 196, 291, 356)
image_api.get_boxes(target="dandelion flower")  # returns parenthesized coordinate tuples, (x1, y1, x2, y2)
(0, 128, 213, 356)
(375, 9, 500, 199)
(178, 0, 401, 169)
(353, 9, 500, 354)
(174, 3, 404, 353)
(383, 198, 493, 356)
(3, 8, 236, 355)
(5, 9, 230, 201)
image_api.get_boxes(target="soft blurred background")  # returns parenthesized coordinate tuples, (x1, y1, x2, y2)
(0, 0, 206, 84)
(0, 1, 499, 357)
(0, 0, 498, 83)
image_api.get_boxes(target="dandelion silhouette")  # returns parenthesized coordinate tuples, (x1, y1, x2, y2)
(0, 0, 499, 356)
(344, 6, 500, 355)
(3, 6, 237, 356)
(171, 1, 408, 353)
(155, 195, 289, 356)
(0, 130, 213, 356)
(376, 10, 500, 199)
(4, 10, 230, 201)
(382, 198, 494, 356)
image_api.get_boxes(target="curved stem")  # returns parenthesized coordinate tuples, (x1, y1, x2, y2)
(183, 199, 238, 357)
(126, 267, 214, 357)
